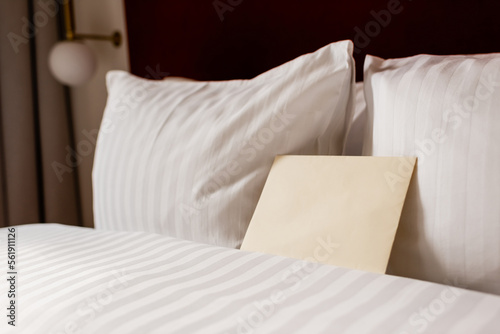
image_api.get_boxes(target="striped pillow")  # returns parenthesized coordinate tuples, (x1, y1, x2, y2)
(363, 53, 500, 294)
(93, 40, 355, 249)
(343, 82, 367, 156)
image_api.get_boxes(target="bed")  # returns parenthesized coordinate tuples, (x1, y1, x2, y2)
(2, 1, 500, 333)
(1, 224, 500, 334)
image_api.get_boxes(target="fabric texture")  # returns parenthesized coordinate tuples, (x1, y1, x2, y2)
(93, 40, 355, 248)
(343, 82, 367, 156)
(363, 53, 500, 295)
(2, 224, 500, 334)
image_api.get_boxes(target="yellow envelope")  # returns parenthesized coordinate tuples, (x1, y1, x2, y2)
(241, 155, 416, 274)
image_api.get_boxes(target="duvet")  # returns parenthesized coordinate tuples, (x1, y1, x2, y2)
(1, 224, 499, 334)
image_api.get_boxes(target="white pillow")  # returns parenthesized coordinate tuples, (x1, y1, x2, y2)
(363, 53, 500, 294)
(343, 82, 366, 156)
(93, 40, 355, 248)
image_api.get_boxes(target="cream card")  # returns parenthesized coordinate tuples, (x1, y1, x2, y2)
(241, 155, 416, 274)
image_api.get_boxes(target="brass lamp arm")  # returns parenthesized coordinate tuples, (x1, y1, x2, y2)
(73, 32, 122, 47)
(63, 0, 122, 47)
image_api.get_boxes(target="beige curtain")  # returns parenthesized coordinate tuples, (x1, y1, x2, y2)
(0, 0, 81, 227)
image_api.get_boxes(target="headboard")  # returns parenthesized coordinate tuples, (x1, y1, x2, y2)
(124, 0, 500, 82)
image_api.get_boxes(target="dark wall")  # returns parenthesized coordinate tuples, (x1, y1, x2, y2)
(124, 0, 500, 82)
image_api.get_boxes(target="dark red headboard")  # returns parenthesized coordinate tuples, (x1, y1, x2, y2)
(124, 0, 500, 82)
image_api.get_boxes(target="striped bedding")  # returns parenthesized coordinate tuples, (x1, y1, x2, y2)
(1, 224, 500, 334)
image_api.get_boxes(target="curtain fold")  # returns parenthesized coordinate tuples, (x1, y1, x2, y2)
(0, 0, 81, 227)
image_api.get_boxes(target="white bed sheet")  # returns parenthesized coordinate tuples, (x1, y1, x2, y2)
(1, 224, 499, 334)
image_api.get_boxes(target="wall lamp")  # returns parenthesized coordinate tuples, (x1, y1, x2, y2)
(48, 0, 122, 86)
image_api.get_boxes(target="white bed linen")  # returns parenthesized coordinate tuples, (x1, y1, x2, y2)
(93, 40, 355, 249)
(1, 224, 499, 334)
(363, 54, 500, 294)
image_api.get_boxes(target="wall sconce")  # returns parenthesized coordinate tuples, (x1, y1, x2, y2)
(48, 0, 122, 86)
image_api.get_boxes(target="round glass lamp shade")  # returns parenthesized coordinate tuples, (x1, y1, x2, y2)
(49, 41, 97, 86)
